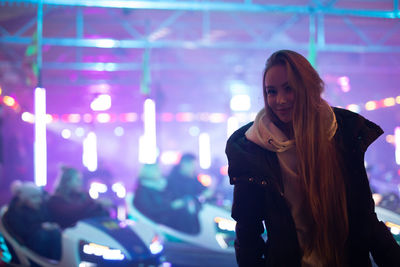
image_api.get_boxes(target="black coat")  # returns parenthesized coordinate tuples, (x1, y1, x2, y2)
(3, 196, 62, 260)
(134, 183, 171, 224)
(47, 192, 107, 228)
(4, 197, 53, 245)
(225, 107, 400, 267)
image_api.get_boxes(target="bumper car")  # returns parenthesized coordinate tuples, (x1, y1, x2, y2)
(0, 206, 165, 266)
(375, 205, 400, 244)
(125, 193, 235, 254)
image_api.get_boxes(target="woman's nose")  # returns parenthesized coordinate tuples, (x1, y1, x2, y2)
(277, 92, 287, 104)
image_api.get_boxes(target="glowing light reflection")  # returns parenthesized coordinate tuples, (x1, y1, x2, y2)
(112, 182, 126, 198)
(139, 99, 157, 164)
(75, 127, 85, 137)
(214, 217, 236, 231)
(230, 95, 251, 111)
(383, 97, 396, 107)
(82, 243, 125, 261)
(83, 132, 98, 172)
(21, 112, 35, 123)
(337, 76, 351, 92)
(83, 113, 93, 123)
(365, 101, 377, 111)
(198, 174, 212, 187)
(91, 94, 112, 111)
(67, 114, 81, 123)
(199, 133, 211, 169)
(227, 116, 239, 137)
(346, 104, 360, 113)
(3, 96, 15, 106)
(160, 151, 181, 165)
(215, 233, 228, 249)
(34, 87, 47, 186)
(114, 126, 124, 137)
(97, 113, 111, 123)
(149, 235, 164, 254)
(61, 129, 72, 139)
(395, 127, 400, 165)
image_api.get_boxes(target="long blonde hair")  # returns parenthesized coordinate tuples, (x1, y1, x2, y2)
(263, 50, 348, 265)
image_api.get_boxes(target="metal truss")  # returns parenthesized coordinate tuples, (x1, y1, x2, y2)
(0, 0, 400, 72)
(2, 0, 400, 18)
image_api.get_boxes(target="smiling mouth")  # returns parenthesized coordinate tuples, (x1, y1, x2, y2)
(277, 108, 291, 112)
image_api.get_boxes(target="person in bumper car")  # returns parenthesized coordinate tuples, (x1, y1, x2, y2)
(226, 50, 400, 266)
(3, 181, 61, 260)
(164, 153, 213, 234)
(134, 163, 172, 224)
(47, 166, 110, 229)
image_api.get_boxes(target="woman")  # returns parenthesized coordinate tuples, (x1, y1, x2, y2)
(225, 50, 400, 266)
(48, 166, 109, 228)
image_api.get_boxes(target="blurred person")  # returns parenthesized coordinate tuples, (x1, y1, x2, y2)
(165, 153, 212, 234)
(166, 153, 213, 202)
(226, 50, 400, 266)
(134, 163, 171, 224)
(134, 161, 205, 234)
(3, 181, 61, 260)
(47, 166, 110, 229)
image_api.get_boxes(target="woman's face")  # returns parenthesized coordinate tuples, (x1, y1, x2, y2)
(265, 64, 295, 123)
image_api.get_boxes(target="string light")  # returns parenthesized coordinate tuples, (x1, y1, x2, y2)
(382, 97, 396, 107)
(365, 101, 378, 111)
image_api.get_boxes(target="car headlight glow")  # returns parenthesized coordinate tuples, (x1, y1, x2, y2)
(215, 233, 229, 249)
(79, 262, 97, 267)
(386, 221, 400, 235)
(82, 242, 125, 261)
(112, 182, 126, 198)
(149, 235, 163, 255)
(214, 217, 236, 249)
(214, 217, 236, 232)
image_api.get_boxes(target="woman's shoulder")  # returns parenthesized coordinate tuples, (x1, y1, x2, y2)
(225, 121, 280, 185)
(226, 121, 253, 146)
(225, 121, 263, 157)
(333, 107, 382, 132)
(333, 107, 383, 151)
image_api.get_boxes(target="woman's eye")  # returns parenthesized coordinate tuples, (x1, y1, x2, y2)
(267, 89, 276, 95)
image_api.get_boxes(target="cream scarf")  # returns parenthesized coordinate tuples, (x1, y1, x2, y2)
(245, 102, 337, 153)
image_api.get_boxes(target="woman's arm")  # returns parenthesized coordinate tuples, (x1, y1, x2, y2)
(232, 182, 267, 267)
(47, 195, 103, 226)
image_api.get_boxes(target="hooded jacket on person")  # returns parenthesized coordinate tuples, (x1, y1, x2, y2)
(226, 107, 400, 266)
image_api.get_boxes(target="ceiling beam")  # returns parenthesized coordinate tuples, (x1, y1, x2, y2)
(2, 36, 400, 53)
(3, 0, 400, 19)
